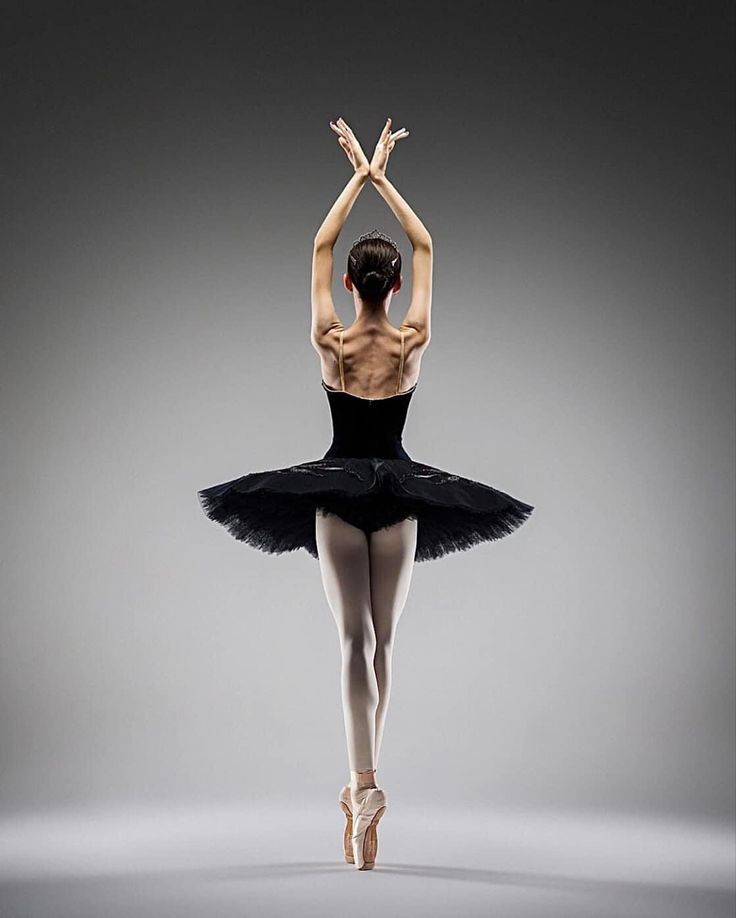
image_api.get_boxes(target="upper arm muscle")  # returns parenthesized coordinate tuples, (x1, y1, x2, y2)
(310, 243, 342, 342)
(399, 244, 433, 341)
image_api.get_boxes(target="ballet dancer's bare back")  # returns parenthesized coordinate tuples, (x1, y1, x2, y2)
(309, 117, 433, 777)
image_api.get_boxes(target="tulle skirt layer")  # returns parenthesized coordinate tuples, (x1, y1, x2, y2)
(197, 456, 534, 562)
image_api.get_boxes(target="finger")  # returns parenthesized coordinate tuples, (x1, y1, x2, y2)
(338, 117, 354, 136)
(390, 129, 409, 140)
(342, 121, 359, 142)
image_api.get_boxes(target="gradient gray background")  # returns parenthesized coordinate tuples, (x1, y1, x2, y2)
(1, 1, 734, 915)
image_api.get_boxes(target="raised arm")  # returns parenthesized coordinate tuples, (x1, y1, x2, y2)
(311, 119, 371, 344)
(369, 118, 433, 341)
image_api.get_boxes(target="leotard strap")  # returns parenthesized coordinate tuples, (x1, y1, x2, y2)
(396, 328, 405, 394)
(338, 328, 346, 392)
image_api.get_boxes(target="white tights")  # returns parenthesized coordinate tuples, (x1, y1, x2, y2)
(315, 509, 418, 772)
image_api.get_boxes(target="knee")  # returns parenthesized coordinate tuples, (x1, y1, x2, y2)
(341, 628, 377, 660)
(373, 632, 395, 662)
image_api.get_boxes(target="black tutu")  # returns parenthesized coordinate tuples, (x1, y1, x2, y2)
(198, 379, 534, 562)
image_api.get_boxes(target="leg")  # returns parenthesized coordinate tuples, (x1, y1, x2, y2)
(316, 509, 378, 772)
(368, 517, 418, 769)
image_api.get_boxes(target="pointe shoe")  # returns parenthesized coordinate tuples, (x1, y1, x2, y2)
(338, 784, 355, 863)
(350, 785, 388, 870)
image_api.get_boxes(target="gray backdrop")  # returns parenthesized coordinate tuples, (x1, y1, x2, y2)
(2, 1, 733, 832)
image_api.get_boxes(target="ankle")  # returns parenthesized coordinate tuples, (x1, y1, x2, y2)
(350, 768, 377, 789)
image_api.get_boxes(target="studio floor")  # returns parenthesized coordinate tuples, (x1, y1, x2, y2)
(0, 802, 733, 918)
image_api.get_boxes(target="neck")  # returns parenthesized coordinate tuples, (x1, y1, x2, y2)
(354, 300, 390, 328)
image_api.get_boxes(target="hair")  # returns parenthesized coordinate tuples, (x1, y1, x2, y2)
(347, 230, 402, 302)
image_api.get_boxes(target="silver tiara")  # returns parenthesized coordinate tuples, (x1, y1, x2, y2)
(349, 230, 400, 266)
(350, 229, 398, 248)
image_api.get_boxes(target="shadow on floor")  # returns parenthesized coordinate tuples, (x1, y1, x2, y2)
(2, 860, 733, 913)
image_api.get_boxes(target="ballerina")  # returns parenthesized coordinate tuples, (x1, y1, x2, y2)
(197, 115, 535, 870)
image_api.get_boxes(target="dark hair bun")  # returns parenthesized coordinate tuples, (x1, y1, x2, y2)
(361, 270, 386, 296)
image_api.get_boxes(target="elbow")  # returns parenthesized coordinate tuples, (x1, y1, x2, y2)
(413, 236, 433, 252)
(313, 237, 334, 252)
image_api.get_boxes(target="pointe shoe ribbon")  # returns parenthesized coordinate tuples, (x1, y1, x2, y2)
(339, 785, 355, 863)
(350, 786, 387, 870)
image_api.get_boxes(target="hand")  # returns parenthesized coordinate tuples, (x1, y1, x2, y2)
(330, 117, 370, 176)
(369, 117, 409, 181)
